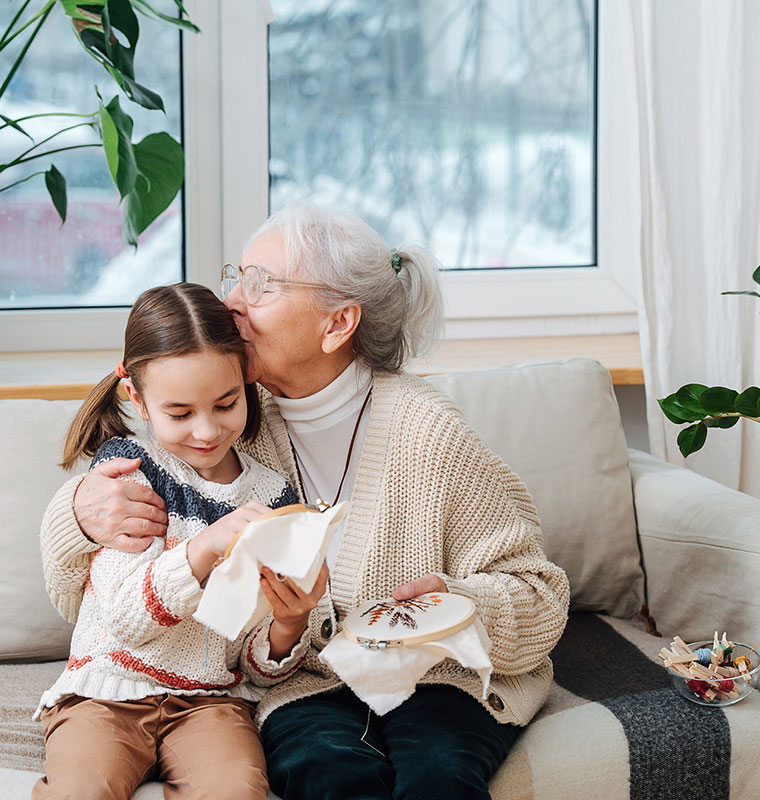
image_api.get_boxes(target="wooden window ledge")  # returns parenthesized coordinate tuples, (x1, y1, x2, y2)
(0, 335, 642, 400)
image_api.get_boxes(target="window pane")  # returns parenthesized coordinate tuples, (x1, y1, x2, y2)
(269, 0, 595, 269)
(0, 3, 183, 309)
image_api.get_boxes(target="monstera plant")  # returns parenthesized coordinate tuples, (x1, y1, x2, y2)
(0, 0, 197, 245)
(658, 266, 760, 456)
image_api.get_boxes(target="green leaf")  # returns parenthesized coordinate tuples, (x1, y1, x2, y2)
(678, 422, 707, 457)
(674, 383, 709, 414)
(704, 416, 740, 429)
(722, 265, 760, 295)
(104, 0, 139, 49)
(98, 97, 118, 181)
(122, 132, 184, 245)
(75, 7, 165, 110)
(57, 1, 106, 23)
(98, 95, 137, 198)
(131, 0, 199, 33)
(699, 386, 739, 414)
(100, 0, 138, 85)
(658, 394, 706, 423)
(0, 113, 33, 140)
(44, 164, 67, 222)
(111, 67, 164, 110)
(736, 387, 760, 417)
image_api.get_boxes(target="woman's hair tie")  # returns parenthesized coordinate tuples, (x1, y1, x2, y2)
(390, 248, 402, 275)
(115, 361, 129, 380)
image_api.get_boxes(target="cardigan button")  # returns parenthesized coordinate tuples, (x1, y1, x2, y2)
(320, 618, 333, 639)
(487, 692, 505, 712)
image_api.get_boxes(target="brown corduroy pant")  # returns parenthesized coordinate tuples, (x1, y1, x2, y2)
(33, 693, 269, 800)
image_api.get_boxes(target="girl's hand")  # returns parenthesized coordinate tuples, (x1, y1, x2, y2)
(187, 500, 270, 582)
(260, 562, 330, 661)
(392, 573, 448, 600)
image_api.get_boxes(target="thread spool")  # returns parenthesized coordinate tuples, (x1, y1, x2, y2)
(696, 648, 712, 666)
(733, 655, 751, 671)
(686, 679, 710, 697)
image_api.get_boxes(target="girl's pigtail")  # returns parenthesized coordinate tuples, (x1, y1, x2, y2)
(60, 372, 134, 470)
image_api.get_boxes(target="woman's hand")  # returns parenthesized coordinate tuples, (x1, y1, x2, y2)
(260, 562, 330, 661)
(392, 573, 448, 600)
(187, 500, 270, 583)
(74, 458, 168, 552)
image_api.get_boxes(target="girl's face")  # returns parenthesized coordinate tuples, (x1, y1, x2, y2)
(126, 350, 247, 482)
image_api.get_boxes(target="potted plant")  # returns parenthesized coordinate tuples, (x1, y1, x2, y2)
(0, 0, 197, 246)
(658, 266, 760, 456)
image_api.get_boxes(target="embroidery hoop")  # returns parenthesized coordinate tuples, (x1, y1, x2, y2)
(342, 592, 476, 649)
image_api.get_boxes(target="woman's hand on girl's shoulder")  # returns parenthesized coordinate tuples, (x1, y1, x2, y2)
(74, 458, 168, 552)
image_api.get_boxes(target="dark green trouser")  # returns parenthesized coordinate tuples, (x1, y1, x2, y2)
(261, 685, 520, 800)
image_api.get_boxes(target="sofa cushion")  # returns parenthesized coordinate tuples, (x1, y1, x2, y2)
(0, 400, 83, 660)
(425, 358, 644, 617)
(629, 448, 760, 643)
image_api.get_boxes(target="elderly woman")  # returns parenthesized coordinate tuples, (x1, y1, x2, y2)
(41, 203, 569, 800)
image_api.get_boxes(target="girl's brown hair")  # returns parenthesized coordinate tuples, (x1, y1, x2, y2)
(61, 282, 259, 469)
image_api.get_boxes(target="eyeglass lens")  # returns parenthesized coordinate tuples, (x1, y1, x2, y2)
(220, 266, 236, 300)
(221, 266, 265, 305)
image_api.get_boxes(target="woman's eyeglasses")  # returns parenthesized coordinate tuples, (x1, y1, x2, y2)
(220, 264, 330, 306)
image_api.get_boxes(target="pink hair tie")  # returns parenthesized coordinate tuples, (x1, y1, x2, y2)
(115, 361, 129, 380)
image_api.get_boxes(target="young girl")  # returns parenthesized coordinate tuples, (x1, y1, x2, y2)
(33, 283, 312, 800)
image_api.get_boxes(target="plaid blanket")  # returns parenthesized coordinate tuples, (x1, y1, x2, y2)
(2, 614, 759, 799)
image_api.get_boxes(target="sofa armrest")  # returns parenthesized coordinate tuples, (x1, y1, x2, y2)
(629, 448, 760, 643)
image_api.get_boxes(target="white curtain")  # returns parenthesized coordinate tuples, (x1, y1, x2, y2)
(628, 0, 760, 497)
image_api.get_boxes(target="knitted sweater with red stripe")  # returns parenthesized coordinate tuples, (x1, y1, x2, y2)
(34, 435, 305, 720)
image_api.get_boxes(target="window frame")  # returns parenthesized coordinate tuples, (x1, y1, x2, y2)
(439, 0, 639, 338)
(0, 0, 273, 353)
(0, 0, 637, 353)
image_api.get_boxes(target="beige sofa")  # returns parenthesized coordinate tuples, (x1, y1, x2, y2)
(2, 358, 760, 799)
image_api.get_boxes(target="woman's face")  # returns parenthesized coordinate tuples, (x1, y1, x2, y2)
(224, 229, 334, 397)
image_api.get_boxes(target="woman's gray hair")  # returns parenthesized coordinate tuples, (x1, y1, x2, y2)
(247, 203, 445, 372)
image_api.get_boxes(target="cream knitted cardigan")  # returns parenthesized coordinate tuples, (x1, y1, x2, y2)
(41, 371, 570, 727)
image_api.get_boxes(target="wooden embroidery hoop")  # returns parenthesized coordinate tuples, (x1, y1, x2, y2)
(342, 592, 477, 649)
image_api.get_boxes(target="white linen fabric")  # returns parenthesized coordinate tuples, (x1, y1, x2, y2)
(194, 502, 348, 640)
(627, 0, 760, 496)
(319, 617, 493, 716)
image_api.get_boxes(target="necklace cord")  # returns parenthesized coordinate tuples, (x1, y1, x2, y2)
(289, 386, 373, 508)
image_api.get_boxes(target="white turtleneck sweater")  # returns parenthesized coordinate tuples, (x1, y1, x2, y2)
(271, 360, 373, 569)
